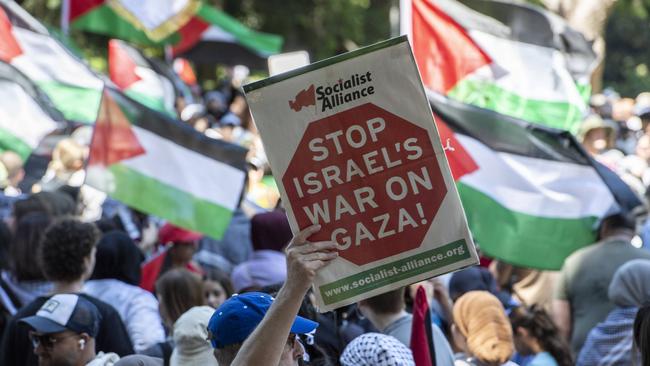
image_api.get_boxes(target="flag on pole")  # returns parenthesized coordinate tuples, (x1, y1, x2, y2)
(410, 286, 436, 366)
(403, 0, 595, 133)
(0, 0, 103, 124)
(429, 93, 638, 270)
(86, 87, 248, 239)
(108, 39, 176, 116)
(0, 62, 62, 160)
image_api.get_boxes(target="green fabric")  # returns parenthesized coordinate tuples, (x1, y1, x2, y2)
(555, 238, 650, 353)
(0, 128, 32, 161)
(196, 4, 283, 55)
(458, 182, 598, 270)
(124, 89, 175, 117)
(37, 81, 102, 124)
(108, 163, 233, 239)
(448, 78, 583, 134)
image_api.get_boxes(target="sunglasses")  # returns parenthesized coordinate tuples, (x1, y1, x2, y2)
(28, 332, 77, 349)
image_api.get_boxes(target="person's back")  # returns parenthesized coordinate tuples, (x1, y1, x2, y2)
(556, 234, 650, 352)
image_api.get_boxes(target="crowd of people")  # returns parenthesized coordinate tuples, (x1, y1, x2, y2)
(0, 68, 650, 366)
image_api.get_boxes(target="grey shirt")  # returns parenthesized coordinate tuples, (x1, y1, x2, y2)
(383, 314, 455, 366)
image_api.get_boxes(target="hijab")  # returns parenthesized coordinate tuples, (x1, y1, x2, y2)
(608, 259, 650, 307)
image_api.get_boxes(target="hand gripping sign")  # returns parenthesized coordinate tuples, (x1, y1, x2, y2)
(244, 36, 478, 311)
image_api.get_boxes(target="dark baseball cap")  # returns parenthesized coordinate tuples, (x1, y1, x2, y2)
(20, 294, 101, 337)
(207, 292, 318, 348)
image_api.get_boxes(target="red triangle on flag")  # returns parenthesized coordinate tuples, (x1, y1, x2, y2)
(171, 16, 210, 56)
(434, 114, 478, 180)
(88, 90, 146, 167)
(0, 7, 22, 62)
(108, 39, 141, 90)
(411, 0, 492, 94)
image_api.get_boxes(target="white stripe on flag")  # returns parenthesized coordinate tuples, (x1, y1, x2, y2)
(121, 126, 245, 211)
(0, 81, 58, 148)
(457, 134, 615, 219)
(200, 25, 238, 43)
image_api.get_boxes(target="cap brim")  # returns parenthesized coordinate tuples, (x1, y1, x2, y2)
(290, 315, 318, 334)
(19, 316, 67, 334)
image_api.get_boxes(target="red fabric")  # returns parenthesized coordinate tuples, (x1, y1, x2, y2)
(158, 223, 203, 244)
(68, 0, 105, 22)
(108, 39, 141, 90)
(140, 250, 167, 293)
(173, 58, 198, 86)
(0, 7, 22, 62)
(87, 90, 146, 167)
(171, 16, 210, 55)
(411, 286, 435, 366)
(433, 116, 478, 180)
(411, 0, 491, 93)
(288, 84, 316, 112)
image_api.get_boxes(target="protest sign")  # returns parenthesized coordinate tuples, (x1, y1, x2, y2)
(244, 36, 478, 311)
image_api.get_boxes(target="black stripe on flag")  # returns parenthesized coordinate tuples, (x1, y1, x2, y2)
(107, 87, 248, 173)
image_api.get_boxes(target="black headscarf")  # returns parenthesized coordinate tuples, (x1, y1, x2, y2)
(91, 231, 143, 286)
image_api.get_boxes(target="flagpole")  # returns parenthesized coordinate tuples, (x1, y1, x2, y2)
(60, 0, 70, 36)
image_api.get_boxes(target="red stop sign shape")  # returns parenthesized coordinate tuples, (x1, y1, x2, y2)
(282, 103, 447, 265)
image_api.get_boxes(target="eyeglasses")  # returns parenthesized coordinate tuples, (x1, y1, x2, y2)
(28, 332, 78, 349)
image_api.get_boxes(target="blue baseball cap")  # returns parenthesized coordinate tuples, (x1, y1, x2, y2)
(207, 292, 318, 349)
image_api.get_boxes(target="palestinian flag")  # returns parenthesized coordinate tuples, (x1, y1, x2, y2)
(410, 286, 436, 366)
(430, 93, 639, 270)
(0, 1, 103, 124)
(86, 87, 248, 239)
(0, 62, 62, 160)
(109, 39, 176, 116)
(67, 1, 283, 69)
(403, 0, 595, 133)
(63, 0, 200, 42)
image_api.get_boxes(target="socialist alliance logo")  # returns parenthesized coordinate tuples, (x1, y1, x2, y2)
(288, 84, 316, 112)
(289, 71, 374, 113)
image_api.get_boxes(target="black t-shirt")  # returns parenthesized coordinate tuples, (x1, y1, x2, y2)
(0, 293, 134, 366)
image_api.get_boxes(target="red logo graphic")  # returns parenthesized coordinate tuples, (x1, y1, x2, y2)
(289, 84, 316, 112)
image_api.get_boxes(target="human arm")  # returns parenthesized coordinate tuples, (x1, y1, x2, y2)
(552, 299, 571, 341)
(230, 224, 338, 366)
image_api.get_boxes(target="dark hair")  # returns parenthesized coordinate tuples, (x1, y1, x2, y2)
(634, 304, 650, 366)
(10, 212, 51, 281)
(362, 287, 405, 314)
(40, 218, 100, 282)
(91, 231, 143, 286)
(510, 305, 573, 366)
(0, 220, 11, 270)
(204, 267, 234, 299)
(13, 195, 48, 223)
(156, 268, 203, 326)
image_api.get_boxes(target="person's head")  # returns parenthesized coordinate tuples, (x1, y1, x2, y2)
(634, 304, 650, 366)
(33, 191, 77, 217)
(9, 212, 51, 282)
(340, 333, 414, 366)
(51, 138, 85, 174)
(452, 291, 514, 366)
(13, 194, 49, 224)
(357, 287, 405, 325)
(203, 267, 233, 309)
(156, 268, 204, 328)
(19, 294, 101, 366)
(170, 306, 218, 366)
(181, 104, 210, 132)
(251, 210, 293, 252)
(598, 213, 636, 240)
(608, 259, 650, 308)
(637, 135, 650, 162)
(449, 266, 500, 302)
(579, 115, 615, 155)
(158, 224, 202, 267)
(208, 292, 318, 366)
(0, 151, 24, 188)
(40, 218, 100, 284)
(91, 231, 142, 286)
(509, 305, 573, 366)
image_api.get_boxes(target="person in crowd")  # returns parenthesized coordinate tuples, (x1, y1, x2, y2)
(0, 218, 133, 366)
(510, 305, 573, 366)
(141, 268, 204, 363)
(634, 304, 650, 366)
(0, 151, 24, 196)
(39, 138, 86, 191)
(114, 355, 163, 366)
(170, 306, 217, 366)
(339, 332, 415, 366)
(449, 266, 515, 310)
(452, 291, 517, 366)
(407, 279, 453, 335)
(356, 287, 455, 365)
(20, 294, 120, 366)
(84, 231, 165, 352)
(203, 267, 233, 309)
(578, 114, 621, 165)
(553, 213, 650, 354)
(577, 259, 650, 365)
(490, 261, 558, 313)
(231, 210, 293, 292)
(181, 104, 211, 133)
(1, 213, 52, 312)
(140, 223, 202, 293)
(208, 224, 334, 366)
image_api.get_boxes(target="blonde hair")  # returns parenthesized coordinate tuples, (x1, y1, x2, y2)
(50, 138, 85, 175)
